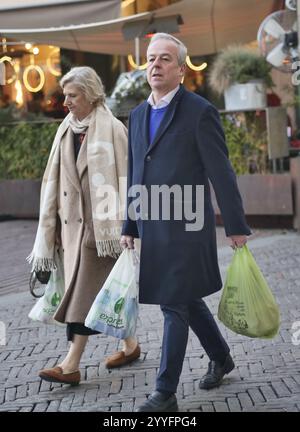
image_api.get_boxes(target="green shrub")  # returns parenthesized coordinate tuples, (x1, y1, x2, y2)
(0, 113, 269, 179)
(209, 45, 273, 95)
(221, 113, 269, 175)
(0, 121, 59, 179)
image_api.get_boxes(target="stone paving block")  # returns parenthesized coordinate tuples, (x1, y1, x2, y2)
(237, 365, 250, 379)
(133, 371, 146, 388)
(5, 387, 16, 402)
(213, 401, 230, 412)
(71, 391, 85, 407)
(84, 388, 98, 403)
(272, 381, 292, 398)
(8, 366, 22, 380)
(110, 405, 121, 412)
(59, 395, 74, 412)
(249, 362, 264, 376)
(46, 400, 61, 412)
(86, 366, 99, 381)
(260, 384, 278, 400)
(16, 384, 27, 399)
(27, 381, 41, 396)
(121, 400, 134, 412)
(98, 381, 110, 398)
(183, 381, 194, 397)
(237, 392, 254, 410)
(248, 388, 265, 404)
(110, 379, 122, 394)
(19, 406, 34, 412)
(6, 350, 22, 361)
(33, 402, 48, 412)
(226, 397, 242, 412)
(200, 403, 215, 412)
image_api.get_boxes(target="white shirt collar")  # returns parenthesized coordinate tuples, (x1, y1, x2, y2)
(147, 85, 180, 109)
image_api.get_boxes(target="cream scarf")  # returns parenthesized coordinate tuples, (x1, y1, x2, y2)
(27, 104, 128, 271)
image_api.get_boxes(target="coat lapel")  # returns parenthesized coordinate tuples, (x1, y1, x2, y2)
(61, 127, 81, 192)
(146, 85, 185, 155)
(76, 134, 88, 180)
(139, 101, 151, 152)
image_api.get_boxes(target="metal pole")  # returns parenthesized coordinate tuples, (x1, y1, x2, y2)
(135, 37, 140, 67)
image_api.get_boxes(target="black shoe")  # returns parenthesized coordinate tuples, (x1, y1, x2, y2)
(135, 391, 178, 412)
(199, 354, 235, 390)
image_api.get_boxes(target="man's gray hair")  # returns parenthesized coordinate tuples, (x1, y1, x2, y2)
(148, 33, 187, 66)
(60, 66, 105, 106)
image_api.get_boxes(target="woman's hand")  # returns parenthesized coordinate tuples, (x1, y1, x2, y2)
(120, 235, 134, 249)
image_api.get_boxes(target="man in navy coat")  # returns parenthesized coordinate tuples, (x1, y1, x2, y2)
(121, 33, 251, 412)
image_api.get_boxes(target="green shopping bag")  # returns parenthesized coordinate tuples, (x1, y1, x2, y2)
(218, 245, 280, 339)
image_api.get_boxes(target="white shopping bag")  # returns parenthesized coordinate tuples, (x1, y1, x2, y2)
(85, 248, 139, 339)
(28, 249, 64, 325)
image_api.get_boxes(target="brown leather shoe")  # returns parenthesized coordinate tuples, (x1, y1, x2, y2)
(38, 366, 80, 386)
(105, 344, 141, 368)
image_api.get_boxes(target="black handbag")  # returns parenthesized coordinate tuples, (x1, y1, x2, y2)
(29, 270, 51, 298)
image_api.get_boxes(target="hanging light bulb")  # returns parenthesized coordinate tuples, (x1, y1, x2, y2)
(13, 59, 23, 106)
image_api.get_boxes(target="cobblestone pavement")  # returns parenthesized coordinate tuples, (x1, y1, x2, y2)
(0, 221, 300, 412)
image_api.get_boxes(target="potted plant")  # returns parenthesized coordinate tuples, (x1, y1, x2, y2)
(209, 45, 273, 110)
(106, 70, 150, 118)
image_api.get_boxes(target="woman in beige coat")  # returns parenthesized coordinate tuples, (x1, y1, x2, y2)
(28, 67, 140, 385)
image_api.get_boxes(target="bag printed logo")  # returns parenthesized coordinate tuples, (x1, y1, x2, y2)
(28, 249, 64, 325)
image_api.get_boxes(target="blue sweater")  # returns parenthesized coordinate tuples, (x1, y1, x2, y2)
(149, 106, 168, 145)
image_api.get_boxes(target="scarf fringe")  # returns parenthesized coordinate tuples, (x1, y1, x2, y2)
(26, 251, 57, 272)
(96, 239, 123, 259)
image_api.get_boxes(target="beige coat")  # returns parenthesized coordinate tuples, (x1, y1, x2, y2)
(54, 128, 116, 324)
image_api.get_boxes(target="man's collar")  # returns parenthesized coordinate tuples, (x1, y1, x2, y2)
(147, 85, 180, 109)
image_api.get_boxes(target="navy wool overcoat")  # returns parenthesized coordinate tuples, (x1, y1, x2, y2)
(122, 85, 251, 305)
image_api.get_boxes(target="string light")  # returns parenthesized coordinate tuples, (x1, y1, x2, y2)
(0, 56, 16, 84)
(46, 48, 61, 77)
(186, 57, 207, 71)
(127, 54, 147, 70)
(127, 54, 208, 73)
(23, 64, 45, 92)
(13, 59, 23, 106)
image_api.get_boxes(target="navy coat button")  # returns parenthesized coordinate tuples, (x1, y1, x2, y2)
(146, 155, 151, 161)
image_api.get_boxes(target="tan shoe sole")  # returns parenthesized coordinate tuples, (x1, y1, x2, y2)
(39, 366, 80, 386)
(105, 344, 141, 368)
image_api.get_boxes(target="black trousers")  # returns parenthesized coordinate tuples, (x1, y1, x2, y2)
(66, 323, 100, 342)
(156, 299, 230, 394)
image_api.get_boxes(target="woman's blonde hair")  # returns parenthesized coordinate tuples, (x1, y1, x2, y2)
(60, 66, 105, 106)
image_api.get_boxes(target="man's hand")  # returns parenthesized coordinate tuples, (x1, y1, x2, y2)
(229, 235, 247, 249)
(120, 235, 134, 249)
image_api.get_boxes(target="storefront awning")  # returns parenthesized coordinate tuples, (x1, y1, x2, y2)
(0, 0, 282, 56)
(0, 0, 121, 29)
